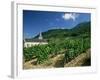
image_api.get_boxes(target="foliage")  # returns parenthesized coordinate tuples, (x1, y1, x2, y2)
(23, 21, 91, 64)
(23, 37, 90, 64)
(64, 38, 90, 63)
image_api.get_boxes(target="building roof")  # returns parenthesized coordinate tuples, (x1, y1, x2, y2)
(25, 39, 48, 42)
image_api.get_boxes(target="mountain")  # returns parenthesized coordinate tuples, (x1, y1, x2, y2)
(70, 22, 90, 34)
(34, 29, 70, 39)
(33, 21, 91, 40)
(69, 22, 91, 37)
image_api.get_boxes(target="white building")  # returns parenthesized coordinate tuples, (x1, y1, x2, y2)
(24, 32, 48, 48)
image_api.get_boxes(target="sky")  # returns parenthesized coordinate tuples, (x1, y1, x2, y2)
(23, 10, 91, 38)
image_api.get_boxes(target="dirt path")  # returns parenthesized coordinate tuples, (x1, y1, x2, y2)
(64, 49, 91, 67)
(23, 59, 37, 69)
(50, 54, 64, 67)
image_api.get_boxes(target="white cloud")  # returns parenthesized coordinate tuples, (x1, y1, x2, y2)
(62, 13, 79, 21)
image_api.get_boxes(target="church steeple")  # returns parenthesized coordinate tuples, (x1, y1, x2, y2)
(38, 32, 43, 40)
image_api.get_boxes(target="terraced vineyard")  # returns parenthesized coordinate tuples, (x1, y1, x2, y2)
(23, 21, 91, 69)
(23, 37, 91, 69)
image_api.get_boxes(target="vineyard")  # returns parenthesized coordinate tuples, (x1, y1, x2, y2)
(23, 37, 90, 69)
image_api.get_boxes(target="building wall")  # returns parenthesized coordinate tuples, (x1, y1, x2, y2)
(24, 42, 48, 47)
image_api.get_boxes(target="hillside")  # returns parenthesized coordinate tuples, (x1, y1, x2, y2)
(24, 21, 91, 69)
(33, 21, 91, 40)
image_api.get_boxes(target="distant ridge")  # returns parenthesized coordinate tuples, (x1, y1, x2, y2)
(32, 21, 90, 40)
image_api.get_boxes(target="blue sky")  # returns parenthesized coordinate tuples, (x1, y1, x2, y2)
(23, 10, 91, 38)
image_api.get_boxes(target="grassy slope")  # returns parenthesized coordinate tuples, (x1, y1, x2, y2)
(33, 21, 90, 40)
